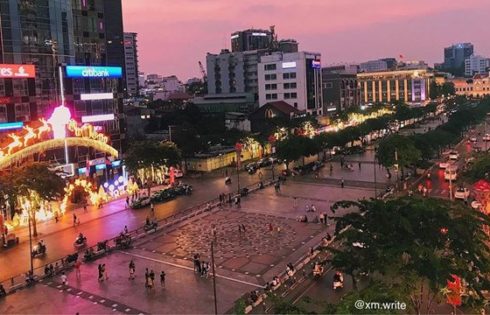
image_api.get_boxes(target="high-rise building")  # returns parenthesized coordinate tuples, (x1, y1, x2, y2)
(322, 66, 360, 113)
(0, 0, 126, 156)
(357, 69, 434, 106)
(443, 43, 474, 75)
(231, 28, 274, 52)
(258, 51, 323, 115)
(464, 55, 490, 77)
(359, 58, 397, 73)
(124, 32, 139, 96)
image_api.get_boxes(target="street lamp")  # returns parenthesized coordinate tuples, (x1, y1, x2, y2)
(210, 240, 218, 315)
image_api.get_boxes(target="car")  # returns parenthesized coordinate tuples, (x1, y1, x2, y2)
(454, 187, 470, 200)
(257, 158, 272, 168)
(483, 134, 490, 141)
(439, 160, 451, 169)
(269, 157, 279, 164)
(469, 137, 477, 143)
(448, 151, 459, 160)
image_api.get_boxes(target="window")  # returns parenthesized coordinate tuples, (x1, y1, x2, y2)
(271, 93, 278, 100)
(264, 64, 277, 71)
(284, 82, 297, 89)
(265, 74, 277, 81)
(265, 84, 277, 90)
(266, 94, 272, 100)
(284, 93, 291, 99)
(0, 105, 6, 123)
(325, 82, 333, 88)
(15, 103, 30, 121)
(283, 72, 297, 79)
(291, 92, 297, 98)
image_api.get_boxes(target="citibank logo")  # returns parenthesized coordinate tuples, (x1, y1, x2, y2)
(66, 66, 122, 78)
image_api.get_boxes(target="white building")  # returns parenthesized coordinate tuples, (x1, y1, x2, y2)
(123, 32, 139, 96)
(465, 55, 490, 77)
(258, 51, 323, 115)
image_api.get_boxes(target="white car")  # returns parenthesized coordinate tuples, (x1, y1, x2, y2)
(439, 160, 451, 169)
(449, 151, 459, 160)
(454, 187, 470, 200)
(483, 134, 490, 141)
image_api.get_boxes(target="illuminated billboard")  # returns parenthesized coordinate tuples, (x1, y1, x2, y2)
(311, 60, 321, 69)
(65, 66, 122, 78)
(0, 64, 36, 79)
(0, 122, 24, 131)
(80, 93, 114, 101)
(81, 114, 115, 123)
(282, 62, 297, 69)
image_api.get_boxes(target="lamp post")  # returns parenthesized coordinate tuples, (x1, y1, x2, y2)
(374, 147, 377, 198)
(27, 205, 34, 275)
(211, 240, 218, 315)
(235, 143, 243, 193)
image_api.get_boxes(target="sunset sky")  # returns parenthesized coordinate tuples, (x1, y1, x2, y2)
(122, 0, 490, 81)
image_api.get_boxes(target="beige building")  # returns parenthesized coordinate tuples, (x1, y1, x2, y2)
(357, 69, 433, 105)
(452, 74, 490, 98)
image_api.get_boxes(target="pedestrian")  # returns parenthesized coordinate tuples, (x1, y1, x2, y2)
(238, 225, 242, 234)
(61, 272, 67, 285)
(126, 196, 130, 208)
(124, 225, 129, 235)
(268, 223, 273, 232)
(293, 197, 298, 209)
(73, 213, 77, 226)
(311, 204, 316, 212)
(129, 260, 135, 280)
(319, 213, 324, 225)
(241, 224, 246, 232)
(358, 162, 361, 170)
(211, 225, 217, 240)
(54, 211, 59, 223)
(76, 217, 81, 225)
(329, 164, 333, 174)
(193, 254, 201, 274)
(160, 271, 166, 288)
(323, 212, 328, 225)
(97, 264, 103, 282)
(150, 202, 155, 216)
(103, 264, 108, 280)
(149, 270, 155, 289)
(74, 259, 81, 279)
(341, 178, 344, 189)
(145, 268, 149, 288)
(83, 203, 88, 213)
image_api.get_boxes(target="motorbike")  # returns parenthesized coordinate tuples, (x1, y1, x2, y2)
(333, 272, 344, 290)
(312, 262, 324, 279)
(115, 234, 132, 249)
(65, 253, 79, 264)
(31, 244, 47, 258)
(144, 221, 158, 232)
(97, 240, 109, 252)
(225, 177, 232, 185)
(74, 236, 87, 249)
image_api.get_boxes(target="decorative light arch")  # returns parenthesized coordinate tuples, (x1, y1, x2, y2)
(60, 179, 100, 213)
(0, 137, 118, 169)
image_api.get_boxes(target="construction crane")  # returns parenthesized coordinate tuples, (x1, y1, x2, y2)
(198, 61, 207, 82)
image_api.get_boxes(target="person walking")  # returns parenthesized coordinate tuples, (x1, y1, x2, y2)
(341, 178, 344, 189)
(129, 260, 135, 280)
(73, 213, 77, 226)
(319, 213, 324, 225)
(74, 259, 81, 279)
(160, 271, 166, 288)
(150, 202, 155, 216)
(241, 224, 246, 232)
(149, 270, 155, 290)
(97, 264, 103, 282)
(83, 203, 88, 213)
(126, 196, 130, 208)
(61, 272, 67, 285)
(54, 212, 59, 223)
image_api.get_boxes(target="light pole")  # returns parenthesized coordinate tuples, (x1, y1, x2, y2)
(211, 240, 218, 315)
(27, 206, 34, 275)
(374, 147, 377, 198)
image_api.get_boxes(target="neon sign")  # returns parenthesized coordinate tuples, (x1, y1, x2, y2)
(0, 122, 24, 131)
(80, 93, 114, 101)
(67, 120, 109, 144)
(65, 66, 122, 78)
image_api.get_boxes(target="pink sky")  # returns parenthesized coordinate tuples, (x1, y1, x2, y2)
(122, 0, 490, 81)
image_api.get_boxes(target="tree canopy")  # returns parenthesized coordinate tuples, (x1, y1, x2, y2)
(329, 197, 490, 314)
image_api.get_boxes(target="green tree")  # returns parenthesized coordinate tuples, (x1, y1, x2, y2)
(329, 197, 490, 314)
(275, 135, 309, 169)
(463, 155, 490, 182)
(376, 135, 421, 176)
(0, 163, 65, 236)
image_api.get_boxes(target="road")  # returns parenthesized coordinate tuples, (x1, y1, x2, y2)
(0, 168, 273, 281)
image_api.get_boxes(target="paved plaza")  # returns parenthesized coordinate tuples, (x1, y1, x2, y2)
(0, 181, 371, 314)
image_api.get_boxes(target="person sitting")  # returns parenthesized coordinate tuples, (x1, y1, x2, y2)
(84, 248, 94, 260)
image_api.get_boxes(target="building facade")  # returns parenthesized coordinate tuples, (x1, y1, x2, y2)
(443, 43, 474, 74)
(322, 66, 360, 113)
(452, 74, 490, 98)
(465, 55, 490, 77)
(359, 58, 396, 73)
(0, 0, 126, 156)
(357, 69, 433, 105)
(258, 51, 323, 115)
(231, 28, 273, 52)
(123, 32, 139, 96)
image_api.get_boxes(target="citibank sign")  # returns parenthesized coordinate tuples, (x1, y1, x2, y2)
(66, 66, 122, 78)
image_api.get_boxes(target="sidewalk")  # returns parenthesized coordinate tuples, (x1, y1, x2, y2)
(7, 183, 170, 244)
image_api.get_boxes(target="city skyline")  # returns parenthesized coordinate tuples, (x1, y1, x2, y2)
(122, 0, 490, 80)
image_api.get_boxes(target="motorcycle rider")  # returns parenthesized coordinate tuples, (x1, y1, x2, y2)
(333, 271, 344, 289)
(76, 233, 86, 244)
